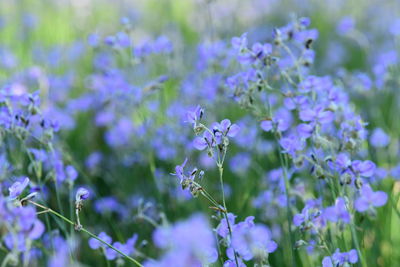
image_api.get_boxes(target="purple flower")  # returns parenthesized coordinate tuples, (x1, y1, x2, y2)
(87, 33, 99, 47)
(28, 148, 48, 162)
(229, 153, 252, 174)
(370, 128, 390, 147)
(297, 123, 314, 138)
(336, 17, 355, 35)
(335, 153, 352, 169)
(86, 151, 102, 170)
(354, 184, 388, 212)
(298, 76, 333, 93)
(105, 247, 118, 260)
(299, 105, 334, 124)
(152, 36, 173, 54)
(171, 159, 201, 196)
(171, 158, 188, 182)
(231, 217, 277, 261)
(231, 33, 248, 50)
(224, 258, 246, 267)
(293, 200, 325, 230)
(216, 213, 236, 238)
(186, 105, 204, 126)
(260, 109, 292, 132)
(66, 165, 78, 181)
(390, 19, 400, 36)
(213, 119, 240, 138)
(323, 249, 358, 267)
(3, 206, 45, 252)
(193, 131, 215, 150)
(299, 17, 311, 27)
(105, 118, 133, 148)
(324, 197, 350, 224)
(89, 232, 112, 250)
(293, 29, 319, 43)
(9, 177, 30, 199)
(284, 95, 309, 110)
(351, 160, 376, 177)
(251, 42, 272, 61)
(116, 32, 131, 47)
(219, 215, 277, 263)
(150, 214, 217, 266)
(280, 135, 305, 156)
(104, 35, 116, 46)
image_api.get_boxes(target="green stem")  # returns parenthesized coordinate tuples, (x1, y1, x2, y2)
(281, 159, 296, 267)
(390, 194, 400, 219)
(349, 221, 366, 267)
(274, 136, 296, 267)
(217, 164, 239, 267)
(1, 253, 12, 267)
(29, 201, 143, 267)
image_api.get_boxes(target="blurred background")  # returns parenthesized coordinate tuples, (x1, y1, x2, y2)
(1, 0, 400, 266)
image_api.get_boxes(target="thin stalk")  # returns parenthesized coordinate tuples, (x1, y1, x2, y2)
(29, 200, 143, 267)
(214, 231, 224, 266)
(1, 254, 12, 267)
(217, 164, 239, 267)
(390, 194, 400, 220)
(136, 214, 159, 228)
(335, 174, 366, 267)
(349, 221, 366, 267)
(200, 190, 222, 209)
(274, 134, 296, 267)
(281, 43, 303, 83)
(264, 94, 295, 266)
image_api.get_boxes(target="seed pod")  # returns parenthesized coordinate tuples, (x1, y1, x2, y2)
(355, 178, 363, 189)
(315, 165, 325, 179)
(294, 156, 304, 168)
(340, 172, 352, 185)
(207, 148, 213, 158)
(194, 124, 205, 134)
(181, 179, 190, 190)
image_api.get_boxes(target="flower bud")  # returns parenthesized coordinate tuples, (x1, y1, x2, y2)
(75, 187, 90, 203)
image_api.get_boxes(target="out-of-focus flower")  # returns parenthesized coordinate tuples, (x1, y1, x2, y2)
(147, 214, 217, 267)
(322, 249, 358, 267)
(336, 17, 355, 35)
(9, 177, 30, 199)
(324, 197, 350, 224)
(370, 128, 390, 147)
(354, 184, 387, 212)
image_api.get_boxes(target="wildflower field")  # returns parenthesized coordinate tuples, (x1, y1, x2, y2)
(1, 0, 400, 266)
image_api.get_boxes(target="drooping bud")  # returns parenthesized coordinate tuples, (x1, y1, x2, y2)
(75, 187, 90, 203)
